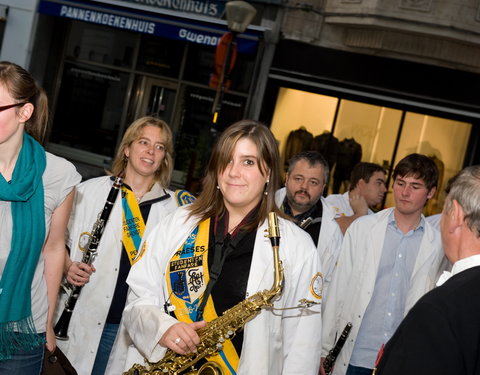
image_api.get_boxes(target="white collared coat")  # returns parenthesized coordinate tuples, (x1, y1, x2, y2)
(114, 206, 323, 375)
(275, 187, 343, 298)
(55, 176, 178, 375)
(321, 208, 449, 375)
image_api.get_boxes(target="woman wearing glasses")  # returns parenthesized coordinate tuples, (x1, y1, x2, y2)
(0, 61, 81, 374)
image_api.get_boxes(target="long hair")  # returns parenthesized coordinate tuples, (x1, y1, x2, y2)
(0, 61, 49, 142)
(188, 120, 283, 231)
(110, 116, 174, 187)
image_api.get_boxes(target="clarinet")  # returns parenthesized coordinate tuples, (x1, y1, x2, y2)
(54, 175, 123, 340)
(323, 322, 353, 375)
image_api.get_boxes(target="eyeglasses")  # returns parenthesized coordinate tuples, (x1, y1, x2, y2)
(0, 102, 28, 112)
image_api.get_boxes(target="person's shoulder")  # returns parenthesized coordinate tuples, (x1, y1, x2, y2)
(45, 152, 80, 177)
(172, 189, 196, 207)
(275, 187, 286, 200)
(418, 267, 480, 312)
(77, 175, 111, 190)
(348, 207, 392, 230)
(279, 216, 316, 247)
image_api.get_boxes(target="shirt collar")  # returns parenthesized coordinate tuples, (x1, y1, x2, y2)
(388, 210, 425, 233)
(436, 254, 480, 286)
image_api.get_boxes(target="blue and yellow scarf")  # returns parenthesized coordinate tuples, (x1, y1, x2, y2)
(0, 132, 47, 360)
(167, 219, 240, 374)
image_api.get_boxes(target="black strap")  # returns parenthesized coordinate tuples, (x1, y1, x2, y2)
(195, 214, 247, 321)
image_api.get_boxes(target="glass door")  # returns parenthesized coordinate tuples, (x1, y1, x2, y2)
(131, 76, 177, 124)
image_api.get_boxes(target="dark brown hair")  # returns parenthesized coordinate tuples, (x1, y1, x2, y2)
(0, 61, 49, 142)
(188, 120, 283, 231)
(393, 153, 439, 191)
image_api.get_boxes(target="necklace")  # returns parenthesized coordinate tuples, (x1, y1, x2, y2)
(134, 182, 155, 201)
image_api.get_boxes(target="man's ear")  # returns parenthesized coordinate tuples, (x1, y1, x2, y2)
(426, 186, 436, 200)
(284, 172, 289, 185)
(450, 200, 464, 229)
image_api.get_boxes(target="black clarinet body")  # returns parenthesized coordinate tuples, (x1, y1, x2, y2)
(54, 175, 123, 340)
(323, 322, 353, 375)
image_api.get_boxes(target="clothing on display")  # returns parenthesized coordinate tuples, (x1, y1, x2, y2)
(332, 138, 362, 194)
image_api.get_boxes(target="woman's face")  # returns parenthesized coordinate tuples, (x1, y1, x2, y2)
(124, 125, 167, 178)
(217, 137, 269, 215)
(0, 84, 27, 145)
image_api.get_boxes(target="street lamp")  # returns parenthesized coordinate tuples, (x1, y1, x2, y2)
(210, 1, 256, 125)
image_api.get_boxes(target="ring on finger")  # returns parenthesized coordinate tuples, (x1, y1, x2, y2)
(174, 337, 181, 344)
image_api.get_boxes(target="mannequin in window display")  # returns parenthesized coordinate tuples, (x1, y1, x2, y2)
(311, 131, 340, 172)
(332, 138, 362, 194)
(283, 126, 314, 171)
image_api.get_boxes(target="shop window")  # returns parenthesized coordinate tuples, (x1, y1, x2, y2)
(136, 35, 184, 78)
(183, 43, 255, 93)
(385, 113, 472, 213)
(65, 23, 137, 67)
(49, 62, 129, 157)
(172, 85, 247, 192)
(270, 87, 472, 214)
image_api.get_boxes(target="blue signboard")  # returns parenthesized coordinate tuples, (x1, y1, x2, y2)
(38, 0, 259, 54)
(99, 0, 226, 18)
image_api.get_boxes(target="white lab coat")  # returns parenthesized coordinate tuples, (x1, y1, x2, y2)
(325, 191, 373, 218)
(116, 206, 323, 375)
(55, 176, 178, 375)
(321, 208, 449, 375)
(275, 187, 343, 298)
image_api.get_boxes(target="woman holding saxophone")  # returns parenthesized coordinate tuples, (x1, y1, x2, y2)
(118, 120, 323, 375)
(56, 116, 185, 375)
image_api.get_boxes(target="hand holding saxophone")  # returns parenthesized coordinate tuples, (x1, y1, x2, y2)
(65, 260, 96, 287)
(159, 321, 207, 355)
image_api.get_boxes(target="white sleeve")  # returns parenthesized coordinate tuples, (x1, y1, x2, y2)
(123, 219, 179, 362)
(321, 222, 357, 357)
(281, 233, 323, 375)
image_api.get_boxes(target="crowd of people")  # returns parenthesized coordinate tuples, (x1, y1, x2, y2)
(1, 61, 478, 375)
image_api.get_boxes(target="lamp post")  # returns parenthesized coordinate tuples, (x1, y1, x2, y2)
(210, 0, 256, 126)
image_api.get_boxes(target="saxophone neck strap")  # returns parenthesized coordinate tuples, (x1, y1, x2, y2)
(195, 213, 247, 321)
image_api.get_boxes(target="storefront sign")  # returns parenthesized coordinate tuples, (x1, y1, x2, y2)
(38, 0, 258, 53)
(59, 4, 156, 33)
(105, 0, 225, 18)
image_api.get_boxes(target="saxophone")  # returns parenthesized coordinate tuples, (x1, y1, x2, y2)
(124, 212, 283, 375)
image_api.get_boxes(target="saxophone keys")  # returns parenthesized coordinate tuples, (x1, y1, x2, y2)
(216, 343, 223, 350)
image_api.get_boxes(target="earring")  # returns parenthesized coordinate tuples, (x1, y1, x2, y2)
(264, 179, 269, 195)
(216, 185, 220, 190)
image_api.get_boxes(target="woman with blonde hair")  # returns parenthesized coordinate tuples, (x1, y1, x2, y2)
(121, 120, 323, 374)
(56, 116, 186, 375)
(0, 61, 81, 374)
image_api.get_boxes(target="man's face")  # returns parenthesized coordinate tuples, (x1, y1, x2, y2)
(285, 159, 325, 215)
(393, 174, 436, 216)
(358, 171, 387, 208)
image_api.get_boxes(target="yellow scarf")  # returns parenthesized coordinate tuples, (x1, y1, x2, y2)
(121, 186, 146, 265)
(166, 218, 240, 374)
